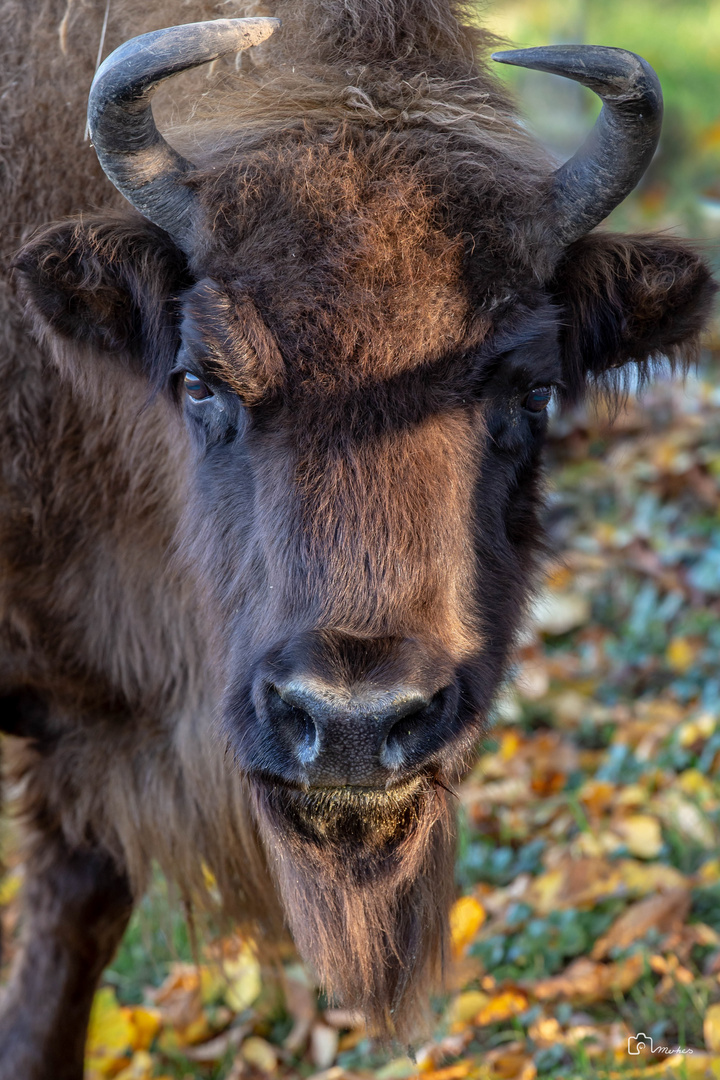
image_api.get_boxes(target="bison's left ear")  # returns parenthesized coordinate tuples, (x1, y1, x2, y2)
(13, 212, 191, 384)
(551, 232, 717, 403)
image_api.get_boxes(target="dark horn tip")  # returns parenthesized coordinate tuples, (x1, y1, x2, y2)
(492, 44, 663, 249)
(491, 45, 661, 105)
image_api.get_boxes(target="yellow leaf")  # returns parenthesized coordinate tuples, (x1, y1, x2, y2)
(0, 866, 22, 906)
(614, 784, 648, 809)
(177, 1011, 215, 1047)
(450, 896, 486, 957)
(128, 1007, 161, 1052)
(489, 1053, 536, 1080)
(678, 769, 716, 803)
(698, 858, 720, 884)
(528, 858, 622, 915)
(85, 988, 134, 1078)
(241, 1036, 278, 1073)
(678, 713, 716, 748)
(201, 862, 218, 890)
(528, 1016, 562, 1048)
(706, 1004, 720, 1052)
(113, 1051, 154, 1080)
(617, 859, 686, 895)
(527, 869, 564, 916)
(476, 991, 528, 1026)
(156, 1027, 181, 1056)
(614, 814, 663, 859)
(422, 1063, 474, 1080)
(447, 991, 491, 1030)
(667, 637, 697, 673)
(579, 780, 616, 818)
(500, 730, 521, 761)
(224, 943, 262, 1012)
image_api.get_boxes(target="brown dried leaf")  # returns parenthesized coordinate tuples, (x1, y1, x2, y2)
(183, 1024, 249, 1064)
(532, 954, 644, 1004)
(591, 887, 690, 960)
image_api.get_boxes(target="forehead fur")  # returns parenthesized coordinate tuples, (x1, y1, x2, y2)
(187, 127, 548, 383)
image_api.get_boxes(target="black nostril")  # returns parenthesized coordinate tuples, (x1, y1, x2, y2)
(383, 689, 447, 771)
(260, 676, 455, 786)
(266, 686, 318, 765)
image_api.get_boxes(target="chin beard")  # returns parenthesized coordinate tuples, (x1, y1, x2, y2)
(249, 775, 457, 1043)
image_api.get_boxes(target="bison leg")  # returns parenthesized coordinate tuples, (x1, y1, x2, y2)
(0, 688, 50, 738)
(0, 830, 133, 1080)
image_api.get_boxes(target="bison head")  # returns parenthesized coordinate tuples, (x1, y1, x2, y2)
(14, 12, 716, 1038)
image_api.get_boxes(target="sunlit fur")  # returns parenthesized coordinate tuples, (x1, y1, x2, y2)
(0, 0, 716, 1064)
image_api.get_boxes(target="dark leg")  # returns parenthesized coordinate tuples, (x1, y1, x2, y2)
(0, 830, 133, 1080)
(0, 688, 50, 738)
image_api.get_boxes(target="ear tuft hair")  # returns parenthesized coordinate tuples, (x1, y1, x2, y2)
(13, 212, 191, 385)
(551, 232, 717, 404)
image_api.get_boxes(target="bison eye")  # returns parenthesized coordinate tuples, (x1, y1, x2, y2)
(523, 386, 552, 413)
(183, 372, 214, 401)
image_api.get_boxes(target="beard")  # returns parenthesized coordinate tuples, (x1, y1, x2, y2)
(249, 775, 457, 1042)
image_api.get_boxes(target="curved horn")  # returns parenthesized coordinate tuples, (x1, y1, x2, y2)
(492, 45, 663, 247)
(88, 18, 280, 249)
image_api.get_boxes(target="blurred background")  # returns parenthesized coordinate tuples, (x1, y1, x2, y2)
(3, 2, 720, 1078)
(485, 0, 720, 240)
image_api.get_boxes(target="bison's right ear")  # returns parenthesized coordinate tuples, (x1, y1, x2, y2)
(13, 213, 191, 383)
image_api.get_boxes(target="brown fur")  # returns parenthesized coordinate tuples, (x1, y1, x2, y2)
(0, 0, 716, 1068)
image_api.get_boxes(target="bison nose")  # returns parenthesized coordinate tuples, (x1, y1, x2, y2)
(265, 680, 445, 787)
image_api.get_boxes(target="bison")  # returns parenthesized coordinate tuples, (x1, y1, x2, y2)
(0, 0, 715, 1074)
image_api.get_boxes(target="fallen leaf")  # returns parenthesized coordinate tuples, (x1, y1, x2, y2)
(476, 990, 528, 1025)
(533, 954, 644, 1004)
(655, 792, 717, 849)
(128, 1007, 161, 1052)
(224, 943, 262, 1012)
(699, 859, 720, 884)
(177, 1010, 220, 1047)
(113, 1051, 154, 1080)
(485, 1046, 537, 1080)
(677, 768, 717, 803)
(447, 990, 491, 1031)
(666, 637, 698, 673)
(678, 713, 717, 747)
(616, 859, 686, 895)
(151, 964, 202, 1030)
(183, 1024, 249, 1063)
(421, 1065, 473, 1080)
(283, 964, 317, 1052)
(374, 1057, 418, 1080)
(527, 1016, 562, 1047)
(310, 1022, 339, 1070)
(450, 895, 486, 957)
(0, 866, 22, 906)
(532, 590, 590, 636)
(591, 887, 691, 959)
(613, 814, 663, 859)
(706, 1004, 720, 1052)
(323, 1009, 364, 1030)
(85, 987, 134, 1078)
(241, 1035, 278, 1073)
(579, 779, 616, 819)
(528, 857, 622, 915)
